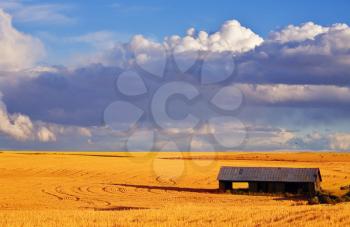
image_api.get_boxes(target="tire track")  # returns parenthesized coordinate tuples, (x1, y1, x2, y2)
(42, 184, 112, 207)
(41, 189, 64, 200)
(155, 176, 177, 186)
(55, 185, 80, 201)
(67, 185, 113, 207)
(101, 185, 143, 196)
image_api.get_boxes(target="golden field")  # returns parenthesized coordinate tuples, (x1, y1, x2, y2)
(0, 151, 350, 226)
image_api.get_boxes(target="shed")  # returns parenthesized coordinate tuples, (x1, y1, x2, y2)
(217, 166, 322, 195)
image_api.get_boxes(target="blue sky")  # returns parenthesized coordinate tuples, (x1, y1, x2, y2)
(1, 0, 350, 151)
(4, 0, 350, 64)
(13, 0, 350, 36)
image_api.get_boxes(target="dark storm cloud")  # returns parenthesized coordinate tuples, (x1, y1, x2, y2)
(236, 24, 350, 86)
(1, 65, 122, 126)
(2, 18, 350, 150)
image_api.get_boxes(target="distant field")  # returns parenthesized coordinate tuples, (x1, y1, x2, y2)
(0, 151, 350, 226)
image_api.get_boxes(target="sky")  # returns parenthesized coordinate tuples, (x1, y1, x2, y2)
(0, 0, 350, 151)
(3, 0, 350, 65)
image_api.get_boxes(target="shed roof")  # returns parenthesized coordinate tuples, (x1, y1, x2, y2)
(217, 167, 321, 183)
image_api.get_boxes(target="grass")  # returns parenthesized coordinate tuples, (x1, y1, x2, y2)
(0, 151, 350, 226)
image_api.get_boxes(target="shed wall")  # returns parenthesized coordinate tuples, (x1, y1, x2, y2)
(219, 181, 232, 192)
(219, 181, 318, 195)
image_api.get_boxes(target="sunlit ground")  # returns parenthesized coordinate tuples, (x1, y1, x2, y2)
(0, 151, 349, 226)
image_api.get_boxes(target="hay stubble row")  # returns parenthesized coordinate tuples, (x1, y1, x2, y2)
(0, 152, 350, 226)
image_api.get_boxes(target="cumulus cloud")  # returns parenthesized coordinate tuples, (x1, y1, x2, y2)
(238, 22, 350, 86)
(1, 16, 350, 151)
(0, 9, 45, 71)
(81, 19, 263, 68)
(165, 20, 263, 53)
(240, 84, 350, 107)
(79, 20, 350, 89)
(246, 126, 296, 150)
(0, 101, 33, 141)
(0, 91, 92, 143)
(37, 127, 56, 142)
(269, 22, 349, 47)
(329, 133, 350, 151)
(0, 92, 54, 142)
(77, 127, 92, 137)
(280, 24, 350, 56)
(269, 22, 328, 43)
(1, 64, 120, 126)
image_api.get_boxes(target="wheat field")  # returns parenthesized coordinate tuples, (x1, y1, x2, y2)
(0, 151, 350, 226)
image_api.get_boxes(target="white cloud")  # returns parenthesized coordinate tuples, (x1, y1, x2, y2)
(0, 1, 74, 24)
(238, 22, 350, 86)
(0, 9, 45, 71)
(16, 5, 73, 24)
(329, 133, 350, 151)
(0, 91, 93, 143)
(0, 15, 349, 151)
(270, 23, 350, 55)
(37, 127, 56, 142)
(239, 84, 350, 105)
(269, 22, 349, 44)
(0, 106, 33, 141)
(166, 20, 263, 53)
(68, 31, 131, 49)
(77, 128, 92, 137)
(269, 22, 328, 43)
(0, 92, 53, 141)
(247, 128, 296, 149)
(82, 19, 263, 69)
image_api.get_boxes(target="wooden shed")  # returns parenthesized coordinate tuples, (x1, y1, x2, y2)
(217, 167, 322, 195)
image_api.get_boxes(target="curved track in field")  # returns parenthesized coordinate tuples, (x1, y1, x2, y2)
(10, 167, 187, 210)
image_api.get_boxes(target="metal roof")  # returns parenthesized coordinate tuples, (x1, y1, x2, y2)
(217, 167, 321, 183)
